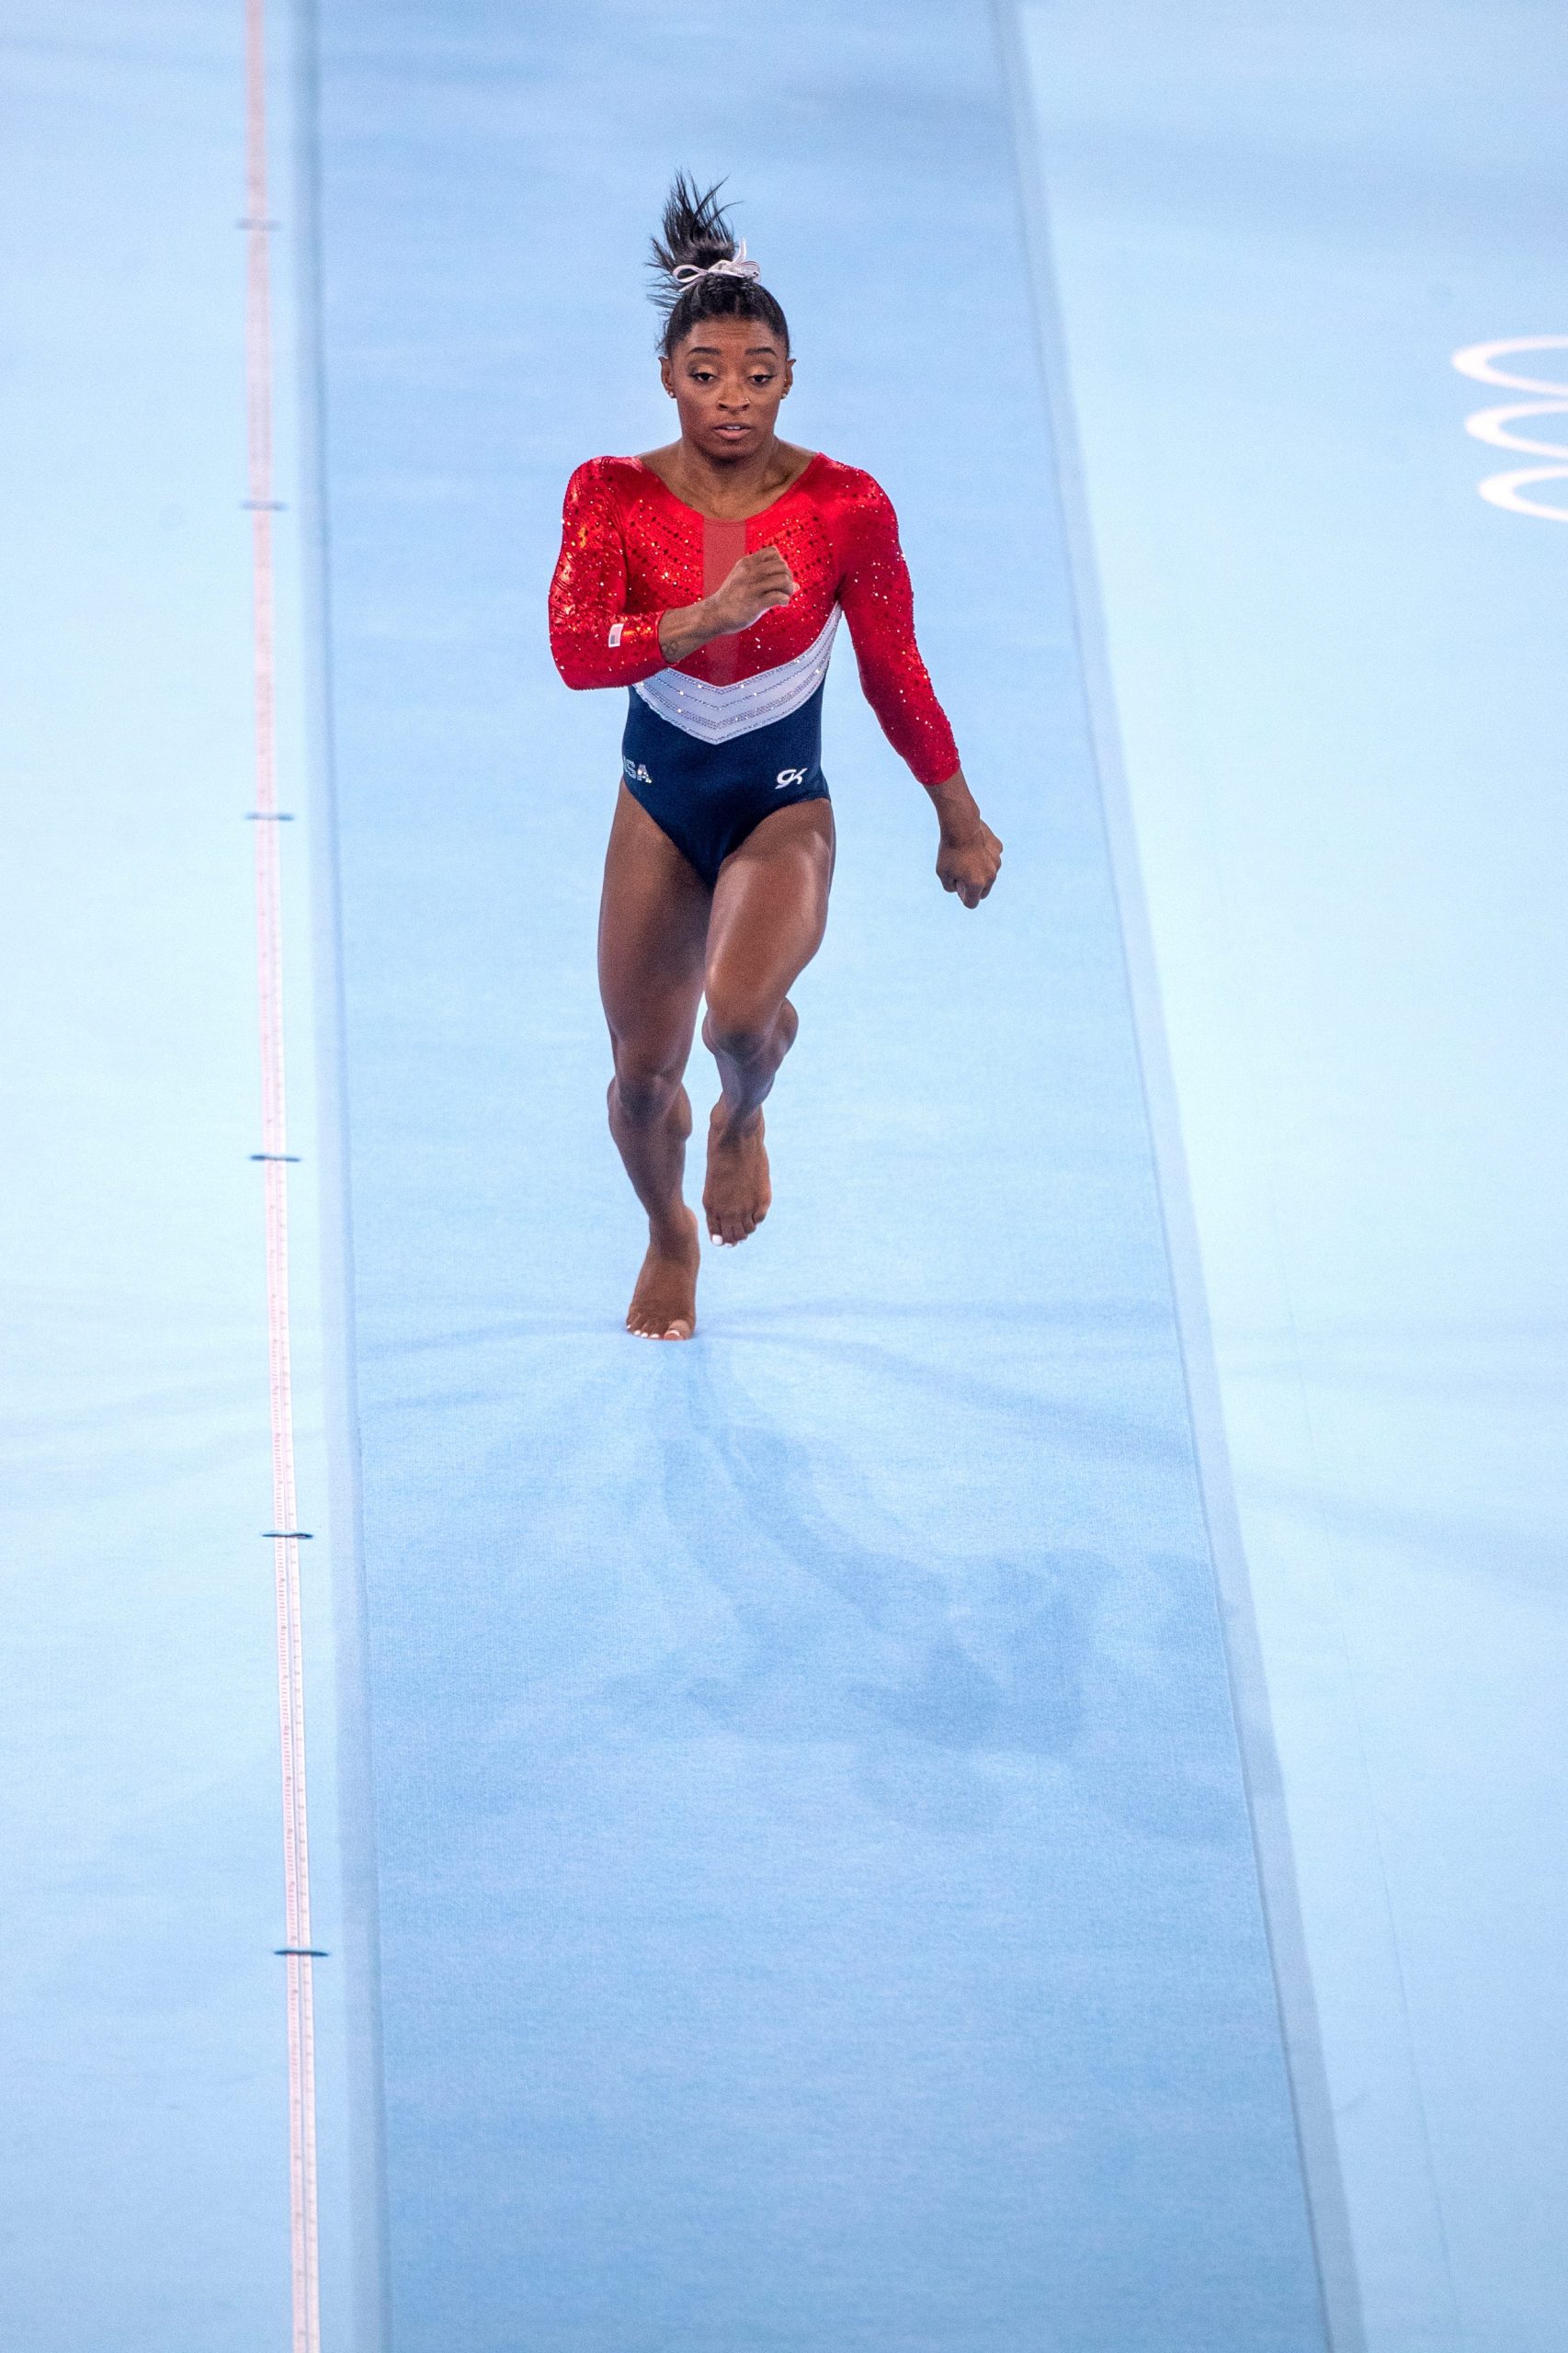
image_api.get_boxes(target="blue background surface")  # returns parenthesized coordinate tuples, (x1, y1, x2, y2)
(11, 1, 1562, 2347)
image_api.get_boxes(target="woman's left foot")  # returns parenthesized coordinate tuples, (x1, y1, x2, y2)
(703, 1106, 772, 1246)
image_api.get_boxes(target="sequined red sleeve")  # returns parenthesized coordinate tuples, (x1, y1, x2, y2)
(836, 479, 961, 787)
(549, 460, 669, 688)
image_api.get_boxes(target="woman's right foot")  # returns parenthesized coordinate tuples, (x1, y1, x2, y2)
(626, 1209, 700, 1339)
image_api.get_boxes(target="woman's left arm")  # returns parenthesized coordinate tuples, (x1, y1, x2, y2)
(838, 483, 1002, 908)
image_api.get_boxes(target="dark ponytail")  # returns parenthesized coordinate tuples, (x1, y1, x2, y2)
(648, 172, 790, 359)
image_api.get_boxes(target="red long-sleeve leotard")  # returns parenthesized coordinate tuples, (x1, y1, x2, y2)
(548, 452, 960, 787)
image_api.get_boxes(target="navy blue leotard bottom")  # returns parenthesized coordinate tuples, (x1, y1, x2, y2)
(620, 682, 831, 890)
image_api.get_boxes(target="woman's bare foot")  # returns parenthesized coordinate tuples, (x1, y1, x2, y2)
(703, 1105, 772, 1246)
(626, 1209, 700, 1339)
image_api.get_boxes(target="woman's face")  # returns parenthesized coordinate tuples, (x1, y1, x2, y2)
(660, 316, 793, 460)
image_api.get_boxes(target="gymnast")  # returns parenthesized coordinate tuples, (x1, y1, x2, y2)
(549, 174, 1002, 1340)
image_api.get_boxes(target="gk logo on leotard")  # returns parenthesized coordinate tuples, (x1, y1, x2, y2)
(775, 766, 807, 790)
(622, 756, 653, 786)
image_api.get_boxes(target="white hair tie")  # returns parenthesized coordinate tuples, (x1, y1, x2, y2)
(668, 238, 762, 291)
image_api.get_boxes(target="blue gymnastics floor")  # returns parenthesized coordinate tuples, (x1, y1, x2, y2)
(6, 3, 1564, 2350)
(1018, 8, 1568, 2346)
(1, 7, 355, 2348)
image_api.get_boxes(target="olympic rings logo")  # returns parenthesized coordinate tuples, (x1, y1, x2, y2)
(1451, 337, 1568, 523)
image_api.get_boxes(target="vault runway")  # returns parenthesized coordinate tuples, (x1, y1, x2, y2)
(307, 5, 1319, 2342)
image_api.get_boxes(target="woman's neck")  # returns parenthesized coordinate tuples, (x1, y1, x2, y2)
(643, 436, 812, 519)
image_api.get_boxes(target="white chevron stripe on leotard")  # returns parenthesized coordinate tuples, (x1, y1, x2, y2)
(632, 606, 841, 744)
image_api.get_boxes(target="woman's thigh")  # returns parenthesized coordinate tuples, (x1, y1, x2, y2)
(704, 798, 836, 1030)
(597, 782, 711, 1072)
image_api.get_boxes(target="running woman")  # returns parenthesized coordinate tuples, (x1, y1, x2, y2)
(549, 175, 1002, 1340)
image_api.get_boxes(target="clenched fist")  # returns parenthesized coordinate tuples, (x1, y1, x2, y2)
(927, 771, 1002, 908)
(937, 815, 1003, 908)
(708, 547, 797, 634)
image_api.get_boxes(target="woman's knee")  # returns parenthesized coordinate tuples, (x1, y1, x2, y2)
(608, 1051, 683, 1126)
(702, 996, 778, 1068)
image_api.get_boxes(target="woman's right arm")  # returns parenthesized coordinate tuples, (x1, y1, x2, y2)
(549, 466, 797, 686)
(656, 549, 797, 662)
(548, 467, 668, 688)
